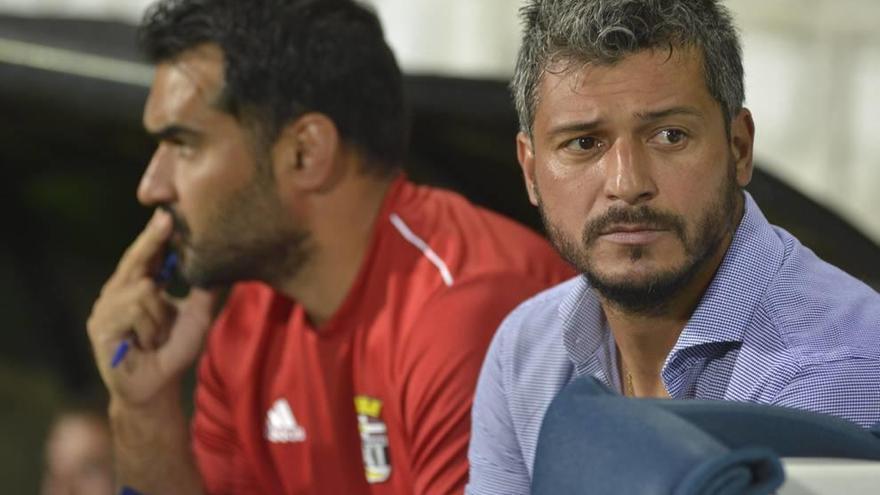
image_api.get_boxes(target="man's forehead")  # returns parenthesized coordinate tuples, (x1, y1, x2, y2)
(143, 44, 226, 129)
(535, 47, 709, 126)
(172, 44, 224, 92)
(547, 47, 701, 96)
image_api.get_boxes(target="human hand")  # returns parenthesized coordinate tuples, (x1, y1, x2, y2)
(87, 209, 217, 407)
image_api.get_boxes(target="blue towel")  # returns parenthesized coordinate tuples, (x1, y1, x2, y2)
(531, 377, 784, 495)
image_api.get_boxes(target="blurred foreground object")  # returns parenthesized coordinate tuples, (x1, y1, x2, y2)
(533, 377, 880, 495)
(41, 409, 114, 495)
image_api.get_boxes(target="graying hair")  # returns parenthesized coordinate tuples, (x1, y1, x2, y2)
(512, 0, 744, 135)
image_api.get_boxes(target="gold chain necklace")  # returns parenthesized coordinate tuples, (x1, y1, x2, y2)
(624, 371, 635, 396)
(620, 359, 635, 397)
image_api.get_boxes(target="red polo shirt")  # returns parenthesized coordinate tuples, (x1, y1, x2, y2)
(192, 177, 574, 494)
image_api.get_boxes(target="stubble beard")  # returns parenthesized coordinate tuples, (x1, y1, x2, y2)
(538, 162, 741, 315)
(167, 169, 312, 289)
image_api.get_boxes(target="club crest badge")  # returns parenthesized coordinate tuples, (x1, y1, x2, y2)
(354, 395, 391, 484)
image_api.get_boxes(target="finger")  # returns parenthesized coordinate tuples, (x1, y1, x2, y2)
(87, 288, 141, 350)
(113, 209, 173, 284)
(157, 288, 219, 376)
(129, 298, 163, 351)
(138, 283, 174, 346)
(150, 302, 176, 349)
(133, 277, 180, 350)
(180, 288, 220, 323)
(88, 280, 165, 356)
(87, 299, 128, 368)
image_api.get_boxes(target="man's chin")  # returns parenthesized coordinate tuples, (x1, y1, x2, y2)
(182, 264, 235, 288)
(584, 259, 680, 285)
(583, 265, 694, 315)
(178, 257, 221, 288)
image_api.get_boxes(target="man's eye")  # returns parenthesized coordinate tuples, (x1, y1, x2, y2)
(170, 140, 196, 158)
(565, 136, 600, 151)
(654, 129, 687, 145)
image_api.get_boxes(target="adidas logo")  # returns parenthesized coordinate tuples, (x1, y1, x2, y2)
(265, 398, 306, 443)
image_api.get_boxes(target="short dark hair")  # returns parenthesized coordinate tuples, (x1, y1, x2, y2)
(513, 0, 744, 136)
(139, 0, 409, 175)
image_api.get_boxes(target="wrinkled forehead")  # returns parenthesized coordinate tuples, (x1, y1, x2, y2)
(542, 45, 705, 97)
(533, 46, 714, 126)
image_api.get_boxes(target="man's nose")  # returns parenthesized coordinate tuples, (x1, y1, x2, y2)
(602, 138, 657, 205)
(136, 145, 175, 206)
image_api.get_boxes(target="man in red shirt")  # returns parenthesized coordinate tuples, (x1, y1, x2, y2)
(85, 0, 573, 493)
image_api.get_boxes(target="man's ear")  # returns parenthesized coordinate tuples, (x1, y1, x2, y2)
(517, 131, 539, 206)
(730, 108, 755, 188)
(271, 112, 340, 192)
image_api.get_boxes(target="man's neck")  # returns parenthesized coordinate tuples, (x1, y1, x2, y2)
(277, 171, 396, 327)
(605, 232, 733, 398)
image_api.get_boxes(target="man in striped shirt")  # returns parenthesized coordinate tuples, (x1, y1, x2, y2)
(467, 0, 880, 493)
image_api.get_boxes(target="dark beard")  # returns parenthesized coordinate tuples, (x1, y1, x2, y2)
(164, 171, 312, 289)
(539, 165, 740, 315)
(184, 223, 311, 289)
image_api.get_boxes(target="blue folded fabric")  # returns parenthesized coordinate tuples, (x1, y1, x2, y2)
(531, 377, 784, 495)
(647, 399, 880, 461)
(674, 447, 783, 495)
(870, 422, 880, 440)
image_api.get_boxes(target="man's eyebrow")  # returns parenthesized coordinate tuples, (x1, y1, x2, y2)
(545, 106, 703, 137)
(547, 119, 605, 137)
(635, 106, 704, 122)
(146, 125, 202, 142)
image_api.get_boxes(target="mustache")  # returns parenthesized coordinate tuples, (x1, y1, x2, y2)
(583, 206, 686, 245)
(158, 204, 191, 242)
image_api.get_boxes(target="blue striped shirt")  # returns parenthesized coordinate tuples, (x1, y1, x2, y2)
(466, 193, 880, 494)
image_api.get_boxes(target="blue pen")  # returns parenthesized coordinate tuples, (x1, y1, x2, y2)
(110, 252, 178, 368)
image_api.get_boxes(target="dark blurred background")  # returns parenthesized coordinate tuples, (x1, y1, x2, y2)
(2, 15, 879, 493)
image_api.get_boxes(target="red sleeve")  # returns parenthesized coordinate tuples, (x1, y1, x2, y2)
(398, 273, 551, 495)
(191, 290, 262, 495)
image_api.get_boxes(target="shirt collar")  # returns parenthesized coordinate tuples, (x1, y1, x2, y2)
(559, 276, 608, 378)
